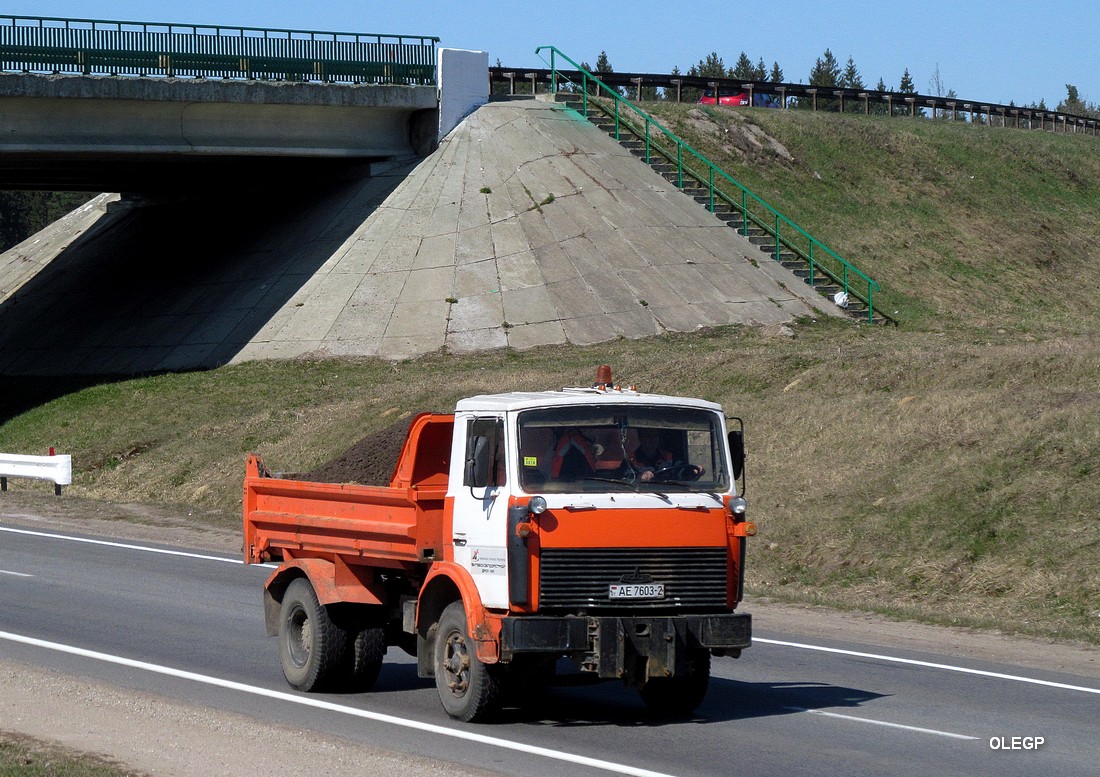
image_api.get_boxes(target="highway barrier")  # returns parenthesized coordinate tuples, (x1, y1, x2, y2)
(0, 451, 72, 495)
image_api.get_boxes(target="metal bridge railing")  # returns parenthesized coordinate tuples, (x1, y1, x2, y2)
(536, 46, 885, 324)
(0, 15, 438, 85)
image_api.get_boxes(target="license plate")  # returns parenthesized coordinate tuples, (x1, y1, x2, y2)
(609, 583, 665, 599)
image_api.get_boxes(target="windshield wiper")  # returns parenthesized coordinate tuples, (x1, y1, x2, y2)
(580, 476, 638, 490)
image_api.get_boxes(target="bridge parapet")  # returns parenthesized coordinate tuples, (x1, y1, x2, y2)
(1, 15, 438, 85)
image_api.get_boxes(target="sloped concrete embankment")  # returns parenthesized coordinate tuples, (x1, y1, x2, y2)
(0, 98, 837, 376)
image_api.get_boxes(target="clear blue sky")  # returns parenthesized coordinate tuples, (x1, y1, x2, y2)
(7, 1, 1097, 109)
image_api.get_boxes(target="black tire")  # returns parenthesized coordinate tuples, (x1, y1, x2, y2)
(278, 577, 350, 692)
(347, 626, 386, 692)
(639, 649, 711, 717)
(433, 601, 502, 722)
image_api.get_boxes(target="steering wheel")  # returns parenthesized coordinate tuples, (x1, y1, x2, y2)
(652, 463, 702, 482)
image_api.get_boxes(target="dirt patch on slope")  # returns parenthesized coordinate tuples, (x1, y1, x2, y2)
(685, 107, 795, 165)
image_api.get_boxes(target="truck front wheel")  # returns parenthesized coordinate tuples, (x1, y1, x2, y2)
(433, 601, 501, 722)
(639, 649, 711, 717)
(279, 577, 349, 692)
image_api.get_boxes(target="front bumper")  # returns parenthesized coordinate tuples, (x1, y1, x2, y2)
(499, 612, 751, 679)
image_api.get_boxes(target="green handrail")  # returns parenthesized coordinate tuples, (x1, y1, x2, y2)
(536, 46, 884, 323)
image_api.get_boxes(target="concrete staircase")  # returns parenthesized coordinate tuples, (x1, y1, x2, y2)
(562, 97, 889, 325)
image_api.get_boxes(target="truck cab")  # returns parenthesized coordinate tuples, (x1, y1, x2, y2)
(451, 384, 748, 614)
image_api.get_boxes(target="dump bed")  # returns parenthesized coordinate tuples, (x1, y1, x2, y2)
(243, 413, 454, 569)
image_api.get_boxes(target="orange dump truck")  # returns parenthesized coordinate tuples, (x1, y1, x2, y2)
(243, 368, 754, 721)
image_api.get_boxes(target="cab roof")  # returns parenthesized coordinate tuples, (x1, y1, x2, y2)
(455, 386, 723, 414)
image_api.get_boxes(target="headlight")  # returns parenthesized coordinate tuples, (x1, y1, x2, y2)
(528, 496, 548, 514)
(728, 497, 748, 516)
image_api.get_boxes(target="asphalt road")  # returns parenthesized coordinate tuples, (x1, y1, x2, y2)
(1, 523, 1097, 777)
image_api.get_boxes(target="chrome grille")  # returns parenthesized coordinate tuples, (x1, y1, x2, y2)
(538, 547, 728, 611)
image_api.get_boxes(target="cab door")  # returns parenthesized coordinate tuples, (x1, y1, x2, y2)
(449, 414, 511, 608)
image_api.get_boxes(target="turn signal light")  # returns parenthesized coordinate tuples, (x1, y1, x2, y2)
(731, 520, 757, 537)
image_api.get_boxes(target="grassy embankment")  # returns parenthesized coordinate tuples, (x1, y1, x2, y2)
(1, 105, 1098, 645)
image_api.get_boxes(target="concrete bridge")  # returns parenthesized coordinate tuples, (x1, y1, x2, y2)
(0, 16, 837, 377)
(0, 72, 441, 192)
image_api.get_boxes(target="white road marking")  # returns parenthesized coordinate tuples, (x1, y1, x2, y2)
(0, 525, 276, 567)
(0, 569, 33, 577)
(756, 637, 1100, 695)
(782, 706, 979, 740)
(0, 630, 678, 777)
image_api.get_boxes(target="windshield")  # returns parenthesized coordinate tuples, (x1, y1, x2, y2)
(517, 405, 729, 493)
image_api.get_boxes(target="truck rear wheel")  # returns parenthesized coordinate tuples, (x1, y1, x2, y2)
(639, 649, 711, 717)
(434, 601, 501, 722)
(279, 577, 349, 692)
(348, 626, 386, 692)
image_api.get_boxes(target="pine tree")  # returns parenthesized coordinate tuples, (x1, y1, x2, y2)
(769, 61, 784, 83)
(840, 57, 864, 89)
(808, 49, 841, 86)
(897, 67, 922, 116)
(693, 52, 726, 79)
(872, 77, 889, 116)
(839, 56, 865, 113)
(732, 51, 754, 80)
(806, 49, 842, 110)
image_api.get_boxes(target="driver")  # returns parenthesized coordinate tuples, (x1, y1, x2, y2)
(629, 428, 703, 482)
(630, 429, 672, 481)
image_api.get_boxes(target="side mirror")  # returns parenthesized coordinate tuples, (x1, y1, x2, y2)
(727, 429, 744, 481)
(464, 435, 491, 488)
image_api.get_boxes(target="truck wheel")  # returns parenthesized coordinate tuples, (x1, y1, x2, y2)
(434, 601, 501, 722)
(639, 649, 711, 717)
(279, 577, 349, 692)
(348, 627, 386, 692)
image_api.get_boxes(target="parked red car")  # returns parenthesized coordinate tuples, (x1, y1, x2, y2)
(697, 88, 750, 106)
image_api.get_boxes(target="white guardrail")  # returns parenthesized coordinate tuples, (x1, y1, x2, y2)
(0, 452, 72, 495)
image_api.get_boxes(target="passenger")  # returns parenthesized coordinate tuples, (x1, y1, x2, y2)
(550, 428, 597, 480)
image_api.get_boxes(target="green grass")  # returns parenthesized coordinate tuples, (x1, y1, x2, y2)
(2, 107, 1099, 646)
